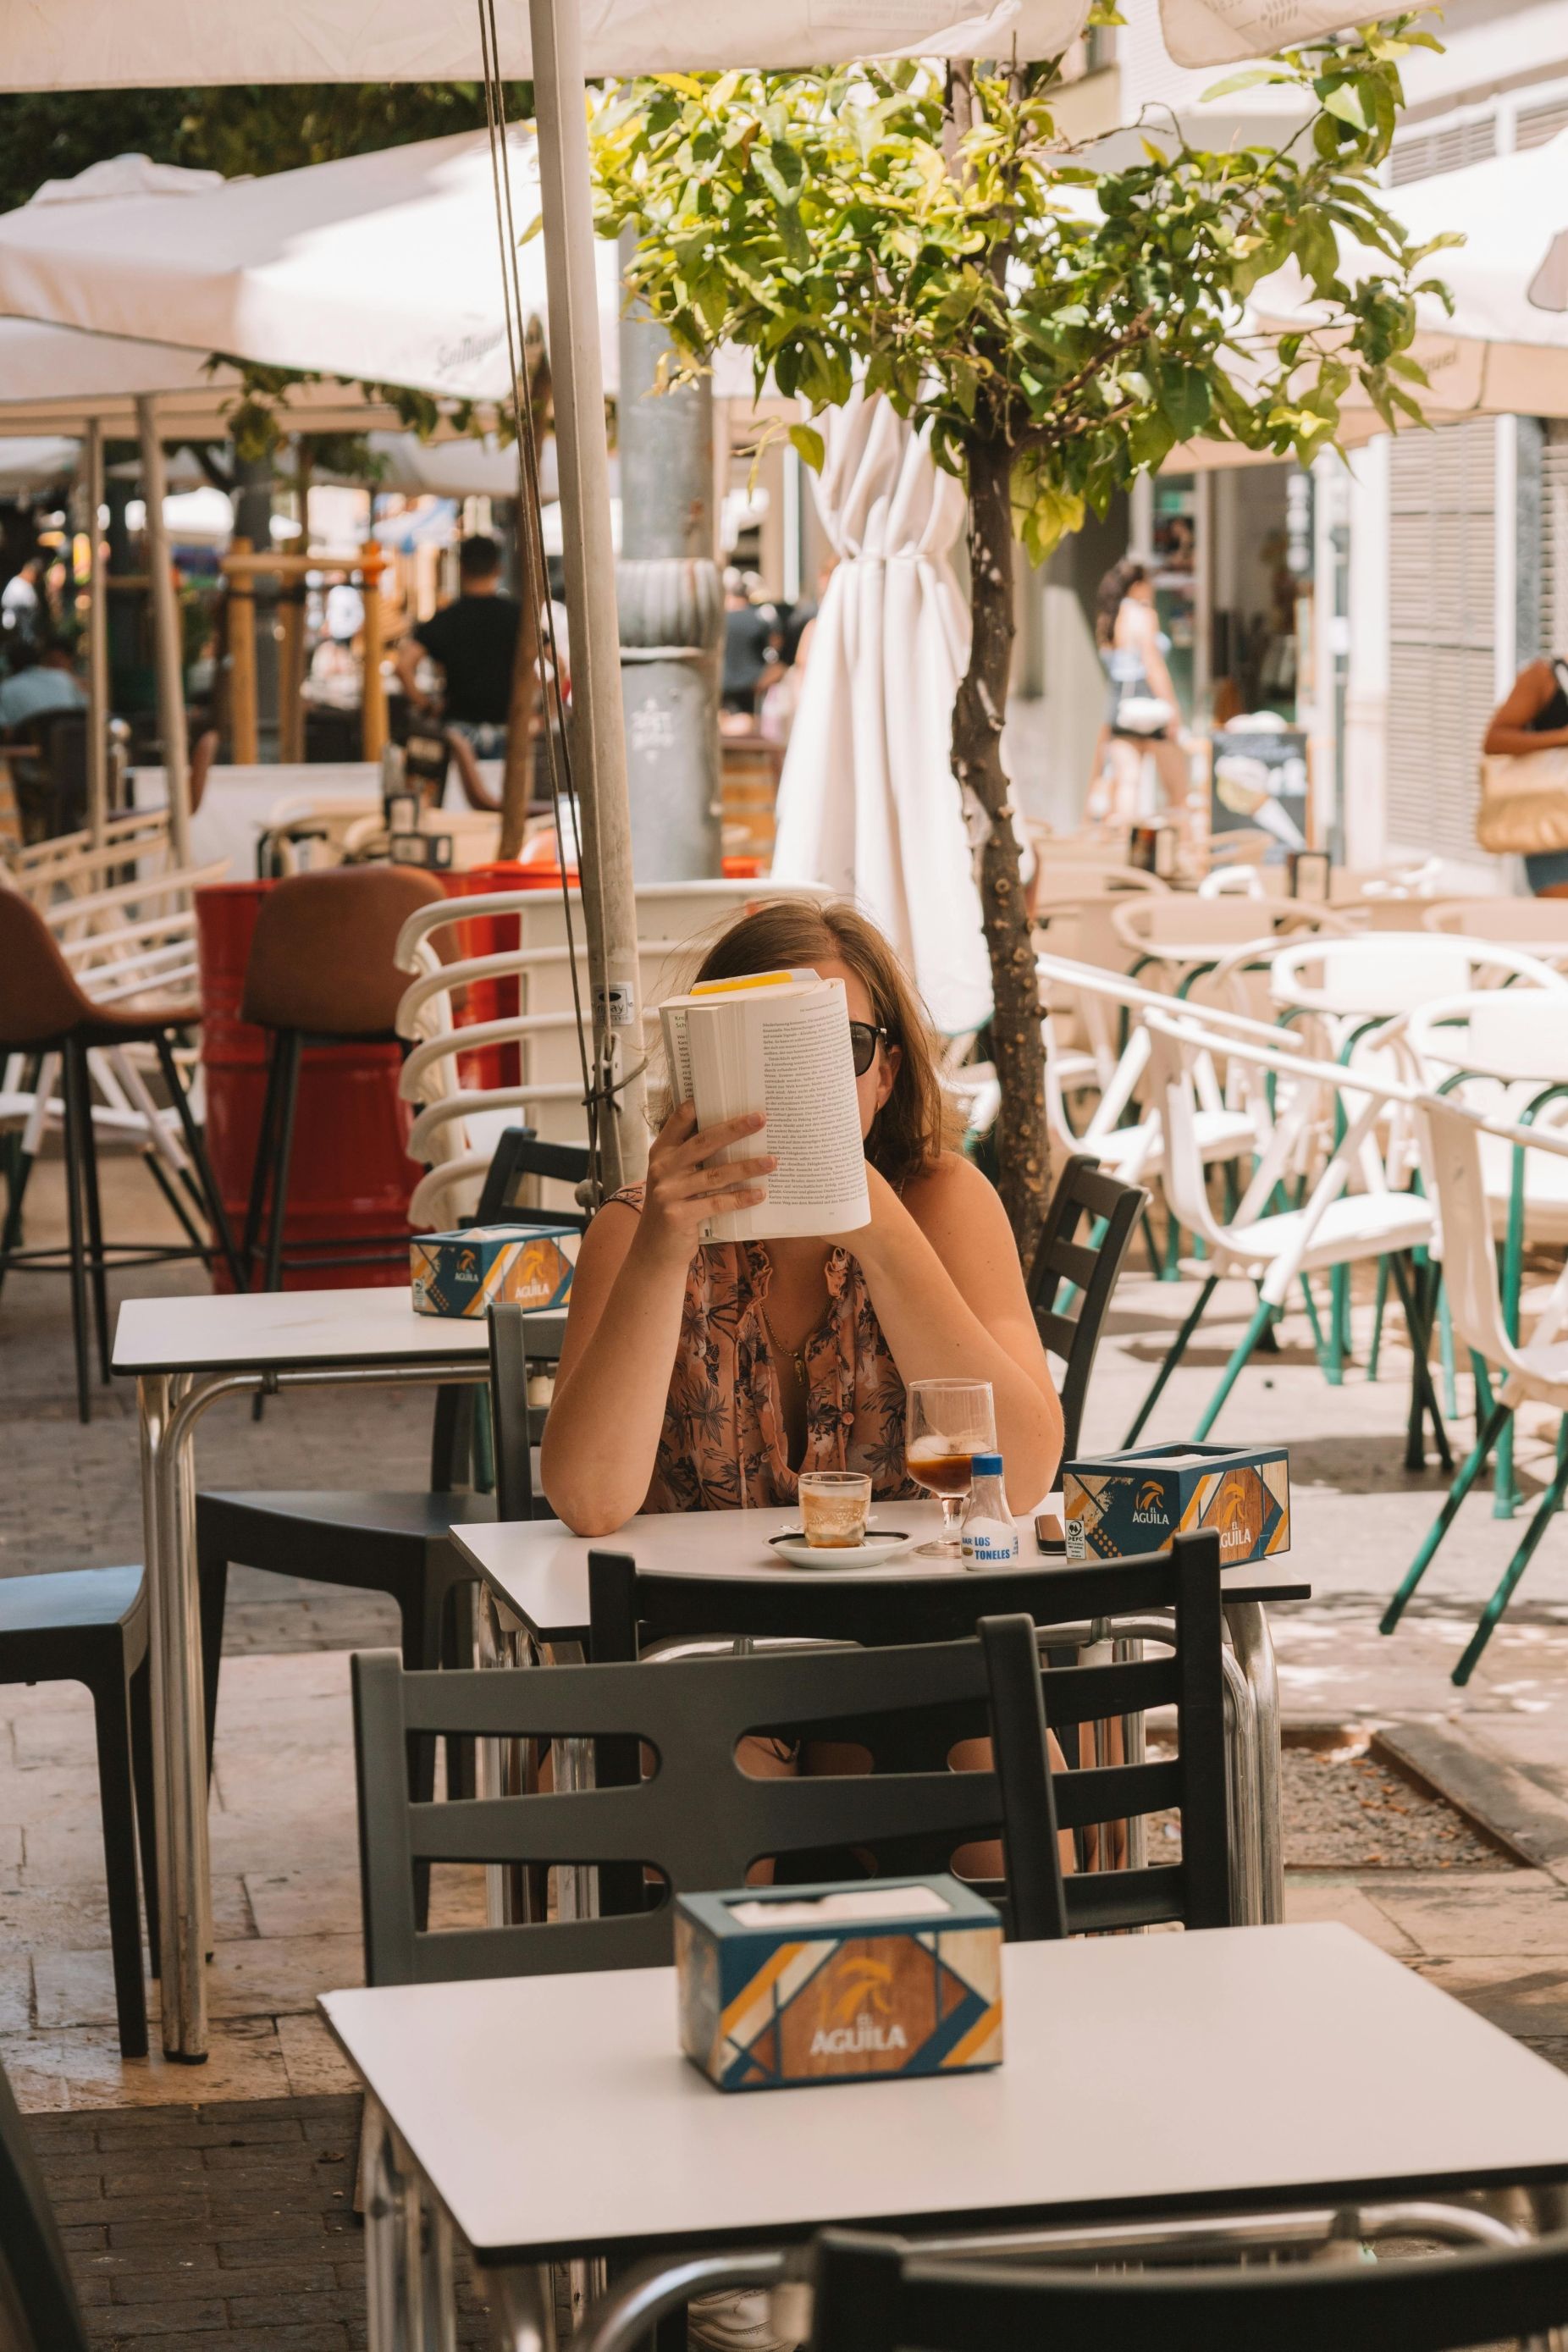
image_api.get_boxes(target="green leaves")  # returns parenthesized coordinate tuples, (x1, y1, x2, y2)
(588, 21, 1448, 566)
(787, 422, 825, 472)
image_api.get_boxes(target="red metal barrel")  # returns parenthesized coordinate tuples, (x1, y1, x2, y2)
(440, 850, 579, 1091)
(196, 880, 422, 1291)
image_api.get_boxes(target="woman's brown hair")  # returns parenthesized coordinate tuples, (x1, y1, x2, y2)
(684, 897, 959, 1191)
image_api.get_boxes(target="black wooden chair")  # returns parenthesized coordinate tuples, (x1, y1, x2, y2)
(1028, 1152, 1148, 1458)
(351, 1532, 1227, 1983)
(351, 1614, 1076, 1985)
(801, 2225, 1568, 2352)
(0, 1567, 157, 2058)
(0, 2052, 92, 2352)
(585, 1532, 1229, 1938)
(196, 1129, 583, 1776)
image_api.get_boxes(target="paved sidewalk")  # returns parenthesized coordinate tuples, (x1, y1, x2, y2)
(8, 1146, 1568, 2330)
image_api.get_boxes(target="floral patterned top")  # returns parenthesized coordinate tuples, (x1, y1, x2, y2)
(610, 1184, 919, 1514)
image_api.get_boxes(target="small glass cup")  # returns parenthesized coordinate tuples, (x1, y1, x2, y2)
(798, 1471, 872, 1550)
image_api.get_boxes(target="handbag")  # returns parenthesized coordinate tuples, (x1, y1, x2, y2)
(1114, 693, 1174, 738)
(1476, 745, 1568, 855)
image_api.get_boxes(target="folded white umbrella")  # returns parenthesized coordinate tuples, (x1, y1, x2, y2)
(1257, 130, 1568, 422)
(0, 0, 1371, 82)
(0, 139, 620, 405)
(772, 388, 993, 1036)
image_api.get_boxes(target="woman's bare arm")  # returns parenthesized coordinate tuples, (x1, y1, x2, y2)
(843, 1157, 1063, 1509)
(1122, 602, 1179, 714)
(1485, 660, 1568, 754)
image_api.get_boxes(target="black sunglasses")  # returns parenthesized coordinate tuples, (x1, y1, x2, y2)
(849, 1020, 890, 1079)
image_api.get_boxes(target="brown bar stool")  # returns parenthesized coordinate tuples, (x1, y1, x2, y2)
(240, 864, 446, 1292)
(0, 890, 242, 1422)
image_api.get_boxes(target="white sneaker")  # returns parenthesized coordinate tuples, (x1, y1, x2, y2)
(686, 2288, 799, 2352)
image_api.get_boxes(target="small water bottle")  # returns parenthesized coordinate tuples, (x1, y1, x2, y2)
(961, 1454, 1019, 1565)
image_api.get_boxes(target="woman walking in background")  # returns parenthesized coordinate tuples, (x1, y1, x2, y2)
(1482, 656, 1568, 893)
(1088, 556, 1187, 823)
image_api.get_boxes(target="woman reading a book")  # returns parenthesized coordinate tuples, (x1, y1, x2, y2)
(543, 899, 1062, 1533)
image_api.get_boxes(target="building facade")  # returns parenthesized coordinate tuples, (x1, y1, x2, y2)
(1028, 0, 1568, 884)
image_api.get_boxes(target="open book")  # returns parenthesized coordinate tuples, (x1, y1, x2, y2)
(660, 969, 871, 1244)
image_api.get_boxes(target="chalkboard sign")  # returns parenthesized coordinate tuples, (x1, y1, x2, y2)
(1210, 726, 1310, 864)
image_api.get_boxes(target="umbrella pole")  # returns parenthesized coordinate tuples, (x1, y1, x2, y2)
(137, 395, 191, 869)
(84, 418, 109, 849)
(527, 0, 648, 1190)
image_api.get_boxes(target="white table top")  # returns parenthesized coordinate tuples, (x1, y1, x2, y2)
(450, 1499, 1308, 1646)
(320, 1924, 1568, 2266)
(112, 1285, 566, 1377)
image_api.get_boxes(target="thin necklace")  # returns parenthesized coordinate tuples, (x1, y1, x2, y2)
(759, 1301, 808, 1392)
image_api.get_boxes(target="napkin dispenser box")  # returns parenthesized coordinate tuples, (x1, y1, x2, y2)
(410, 1223, 575, 1318)
(675, 1875, 1002, 2093)
(1063, 1438, 1289, 1567)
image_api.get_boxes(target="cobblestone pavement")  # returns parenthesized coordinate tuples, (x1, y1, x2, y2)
(30, 2092, 492, 2350)
(12, 1147, 1568, 2335)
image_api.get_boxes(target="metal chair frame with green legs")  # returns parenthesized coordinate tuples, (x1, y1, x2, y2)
(1380, 986, 1568, 1518)
(1035, 955, 1278, 1297)
(1123, 1009, 1440, 1453)
(1383, 1093, 1568, 1684)
(1265, 935, 1568, 1393)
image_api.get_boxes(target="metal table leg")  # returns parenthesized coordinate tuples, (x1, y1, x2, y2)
(1225, 1598, 1284, 1924)
(139, 1356, 491, 2059)
(489, 2264, 557, 2352)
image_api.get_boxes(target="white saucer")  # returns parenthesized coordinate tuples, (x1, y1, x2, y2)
(766, 1530, 914, 1570)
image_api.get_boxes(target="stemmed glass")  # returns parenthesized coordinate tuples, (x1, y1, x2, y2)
(905, 1378, 997, 1558)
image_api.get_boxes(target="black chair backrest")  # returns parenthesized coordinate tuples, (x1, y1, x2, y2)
(0, 2054, 91, 2352)
(472, 1124, 591, 1231)
(806, 2227, 1568, 2352)
(1028, 1153, 1148, 1458)
(354, 1611, 1074, 1986)
(427, 1126, 588, 1493)
(588, 1532, 1228, 1939)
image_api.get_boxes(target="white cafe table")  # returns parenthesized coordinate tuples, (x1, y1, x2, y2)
(451, 1501, 1308, 1929)
(111, 1286, 566, 2062)
(321, 1924, 1568, 2349)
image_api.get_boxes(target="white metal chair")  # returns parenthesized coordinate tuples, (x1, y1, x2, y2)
(1424, 897, 1568, 968)
(1031, 862, 1168, 908)
(1112, 895, 1351, 997)
(1386, 1093, 1568, 1683)
(393, 880, 828, 1227)
(1385, 987, 1568, 1510)
(1268, 935, 1565, 1042)
(1124, 1009, 1440, 1454)
(1036, 956, 1267, 1199)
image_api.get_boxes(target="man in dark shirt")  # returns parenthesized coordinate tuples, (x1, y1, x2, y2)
(395, 533, 521, 756)
(721, 566, 782, 717)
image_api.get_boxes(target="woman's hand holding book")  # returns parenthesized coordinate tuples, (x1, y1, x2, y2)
(636, 1101, 778, 1267)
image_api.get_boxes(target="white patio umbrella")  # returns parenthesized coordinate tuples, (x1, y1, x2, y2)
(0, 141, 592, 405)
(0, 316, 418, 437)
(773, 389, 992, 1038)
(1256, 130, 1568, 422)
(0, 435, 76, 494)
(0, 0, 1371, 81)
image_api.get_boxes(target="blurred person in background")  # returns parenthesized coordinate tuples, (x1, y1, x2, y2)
(721, 566, 782, 724)
(1087, 556, 1186, 822)
(0, 636, 85, 732)
(1, 548, 48, 650)
(1484, 655, 1568, 896)
(395, 532, 520, 758)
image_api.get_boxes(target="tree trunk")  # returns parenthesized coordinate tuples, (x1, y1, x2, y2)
(952, 431, 1048, 1267)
